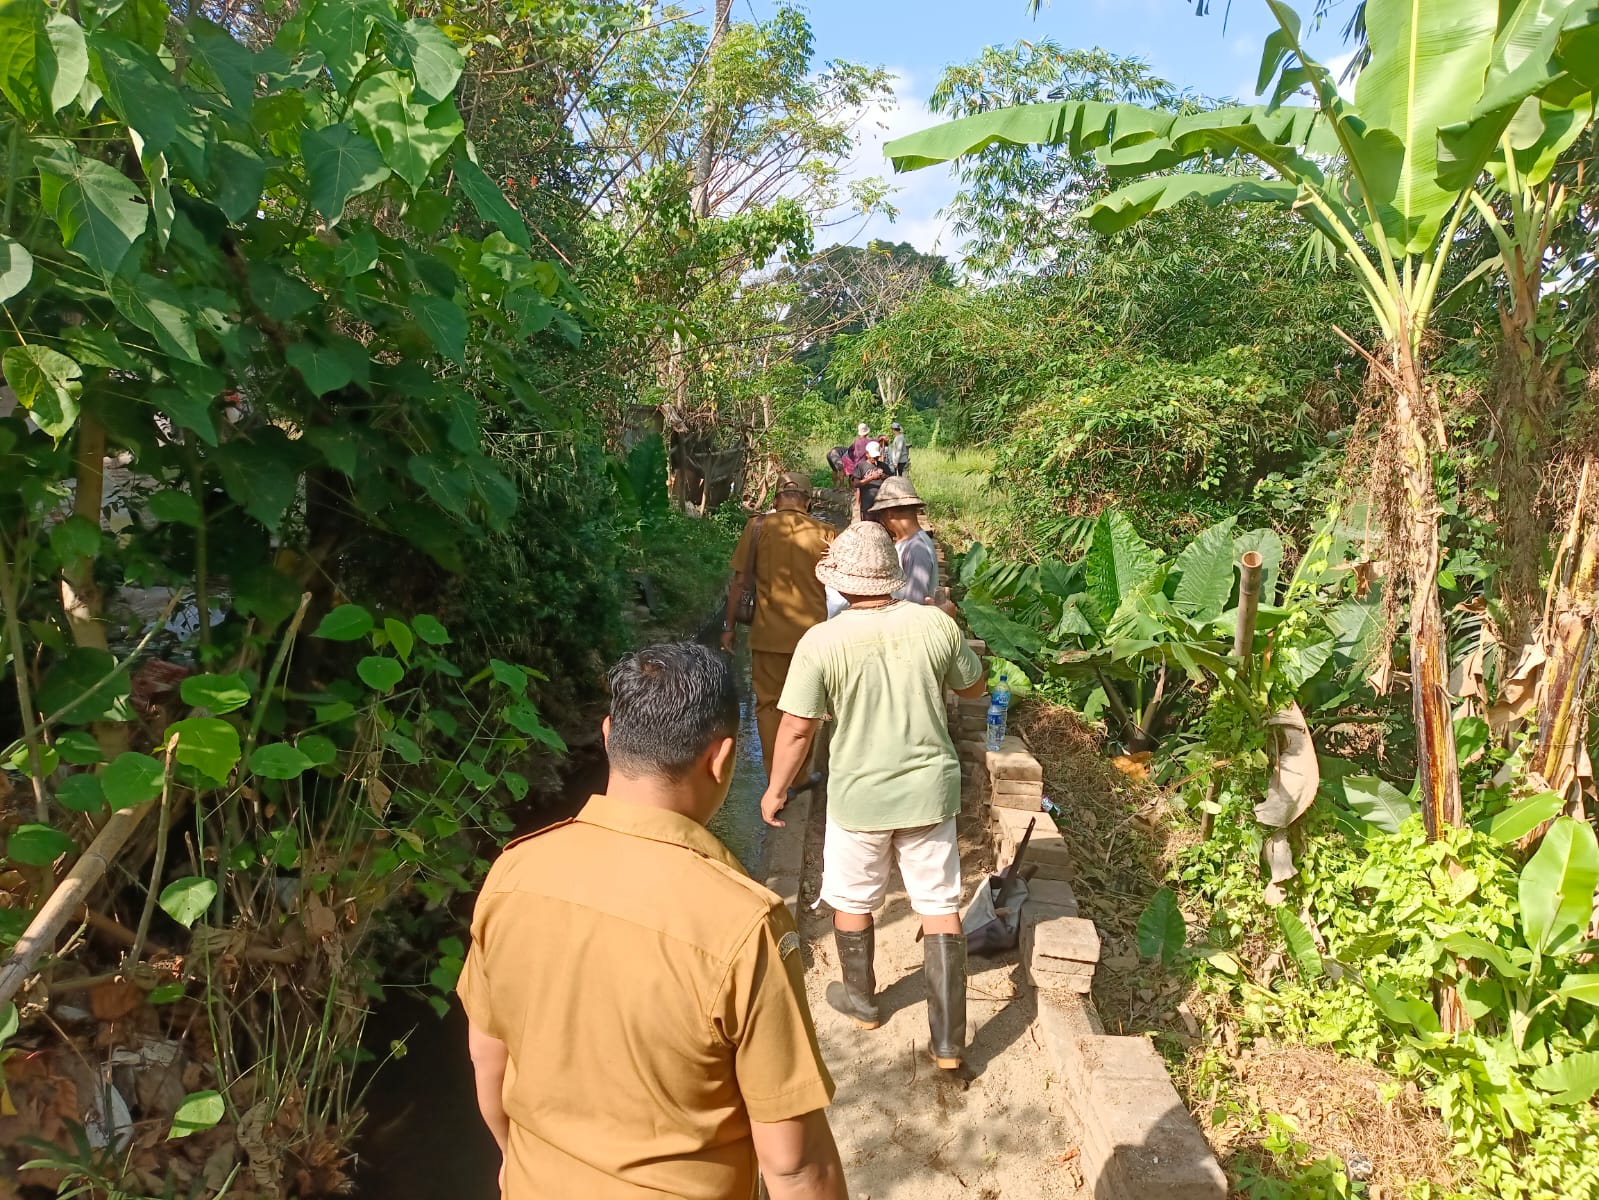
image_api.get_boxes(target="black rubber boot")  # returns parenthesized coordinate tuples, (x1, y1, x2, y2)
(825, 924, 880, 1029)
(924, 933, 967, 1069)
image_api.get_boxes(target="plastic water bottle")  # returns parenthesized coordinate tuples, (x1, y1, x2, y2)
(984, 674, 1011, 751)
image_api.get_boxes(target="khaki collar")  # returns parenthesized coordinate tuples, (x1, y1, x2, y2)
(575, 793, 745, 873)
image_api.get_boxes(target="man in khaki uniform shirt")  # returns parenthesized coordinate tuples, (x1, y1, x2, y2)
(722, 472, 836, 770)
(459, 642, 845, 1200)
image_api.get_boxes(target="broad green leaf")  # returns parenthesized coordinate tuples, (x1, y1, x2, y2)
(1233, 528, 1283, 603)
(102, 750, 164, 808)
(452, 152, 530, 249)
(1085, 174, 1301, 235)
(7, 822, 75, 865)
(1085, 511, 1159, 625)
(3, 344, 81, 439)
(157, 876, 217, 928)
(36, 144, 150, 276)
(37, 647, 129, 723)
(55, 730, 103, 765)
(1276, 908, 1324, 979)
(1531, 1050, 1599, 1105)
(503, 771, 529, 802)
(411, 613, 449, 645)
(488, 658, 528, 693)
(169, 1090, 224, 1139)
(305, 426, 360, 477)
(1442, 932, 1528, 980)
(287, 340, 358, 396)
(55, 772, 105, 812)
(1437, 0, 1587, 189)
(357, 655, 404, 692)
(409, 293, 467, 364)
(382, 617, 414, 661)
(387, 18, 462, 104)
(1135, 886, 1185, 963)
(884, 99, 1141, 171)
(1367, 977, 1442, 1035)
(352, 74, 462, 191)
(108, 273, 202, 364)
(301, 0, 382, 92)
(1560, 973, 1599, 1006)
(146, 488, 201, 526)
(330, 225, 379, 275)
(1171, 517, 1237, 620)
(0, 234, 34, 302)
(213, 140, 267, 221)
(1520, 816, 1599, 956)
(1339, 775, 1417, 834)
(0, 1001, 17, 1047)
(215, 433, 308, 532)
(302, 123, 389, 226)
(167, 716, 241, 784)
(297, 734, 337, 767)
(0, 0, 88, 117)
(180, 672, 250, 715)
(90, 32, 186, 153)
(1479, 791, 1566, 844)
(48, 514, 99, 561)
(313, 604, 374, 641)
(184, 17, 255, 114)
(1353, 0, 1497, 252)
(249, 742, 314, 779)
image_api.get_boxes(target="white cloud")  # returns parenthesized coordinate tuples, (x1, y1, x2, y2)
(829, 68, 963, 259)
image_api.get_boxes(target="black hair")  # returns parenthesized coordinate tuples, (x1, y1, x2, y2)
(606, 642, 739, 781)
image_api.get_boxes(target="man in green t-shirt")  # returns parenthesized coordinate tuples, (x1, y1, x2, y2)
(760, 522, 987, 1070)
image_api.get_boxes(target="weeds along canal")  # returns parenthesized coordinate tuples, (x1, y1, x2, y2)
(353, 636, 772, 1199)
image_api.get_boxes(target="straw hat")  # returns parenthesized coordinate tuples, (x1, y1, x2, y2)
(869, 477, 925, 513)
(857, 422, 871, 436)
(815, 521, 906, 596)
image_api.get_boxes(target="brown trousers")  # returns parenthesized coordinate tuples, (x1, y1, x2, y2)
(751, 649, 793, 773)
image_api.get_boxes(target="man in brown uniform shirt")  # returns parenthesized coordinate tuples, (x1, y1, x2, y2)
(721, 473, 836, 770)
(459, 642, 845, 1200)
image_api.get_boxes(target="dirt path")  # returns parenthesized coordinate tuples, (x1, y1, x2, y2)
(792, 791, 1083, 1199)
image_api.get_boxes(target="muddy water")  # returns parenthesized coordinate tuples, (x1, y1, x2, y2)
(354, 646, 771, 1199)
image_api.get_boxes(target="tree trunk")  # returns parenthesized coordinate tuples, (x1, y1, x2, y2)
(1527, 457, 1599, 826)
(1391, 344, 1462, 837)
(690, 0, 733, 220)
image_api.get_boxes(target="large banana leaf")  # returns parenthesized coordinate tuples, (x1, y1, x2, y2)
(1352, 0, 1498, 252)
(1084, 175, 1301, 235)
(1437, 0, 1598, 189)
(883, 100, 1160, 172)
(1519, 816, 1599, 957)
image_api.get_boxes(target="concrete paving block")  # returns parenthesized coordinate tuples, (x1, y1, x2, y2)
(1033, 917, 1101, 964)
(987, 737, 1043, 782)
(991, 776, 1044, 797)
(991, 789, 1041, 812)
(1066, 1035, 1228, 1200)
(956, 738, 987, 762)
(1025, 878, 1079, 917)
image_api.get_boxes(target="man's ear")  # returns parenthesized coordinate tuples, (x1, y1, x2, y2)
(707, 735, 736, 785)
(601, 715, 612, 750)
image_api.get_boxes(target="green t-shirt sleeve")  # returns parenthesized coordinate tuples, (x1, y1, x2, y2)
(778, 640, 829, 718)
(942, 619, 984, 691)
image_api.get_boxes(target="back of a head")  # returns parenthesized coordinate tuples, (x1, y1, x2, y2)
(606, 643, 739, 780)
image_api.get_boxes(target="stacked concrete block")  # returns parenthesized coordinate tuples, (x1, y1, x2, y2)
(985, 734, 1044, 812)
(991, 806, 1073, 881)
(1042, 1031, 1228, 1200)
(1025, 916, 1100, 994)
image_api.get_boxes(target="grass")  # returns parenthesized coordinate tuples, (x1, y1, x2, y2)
(907, 446, 1011, 553)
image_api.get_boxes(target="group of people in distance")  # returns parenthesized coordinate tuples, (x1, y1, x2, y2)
(826, 420, 910, 522)
(458, 418, 986, 1199)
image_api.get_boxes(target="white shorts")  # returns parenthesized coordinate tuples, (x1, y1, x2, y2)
(820, 816, 962, 916)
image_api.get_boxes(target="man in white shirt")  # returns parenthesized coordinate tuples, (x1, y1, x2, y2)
(870, 478, 938, 604)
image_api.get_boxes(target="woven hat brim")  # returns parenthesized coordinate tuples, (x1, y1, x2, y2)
(815, 557, 905, 596)
(869, 494, 925, 512)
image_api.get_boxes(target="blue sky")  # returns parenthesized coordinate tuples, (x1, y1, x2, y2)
(728, 0, 1356, 254)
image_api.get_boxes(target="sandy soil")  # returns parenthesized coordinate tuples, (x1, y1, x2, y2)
(795, 791, 1083, 1200)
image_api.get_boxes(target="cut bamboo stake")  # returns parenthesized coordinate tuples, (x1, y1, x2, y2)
(1201, 551, 1265, 841)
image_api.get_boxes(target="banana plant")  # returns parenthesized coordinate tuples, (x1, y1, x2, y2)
(887, 0, 1599, 840)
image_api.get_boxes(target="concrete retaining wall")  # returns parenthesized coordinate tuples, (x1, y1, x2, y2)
(951, 667, 1226, 1200)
